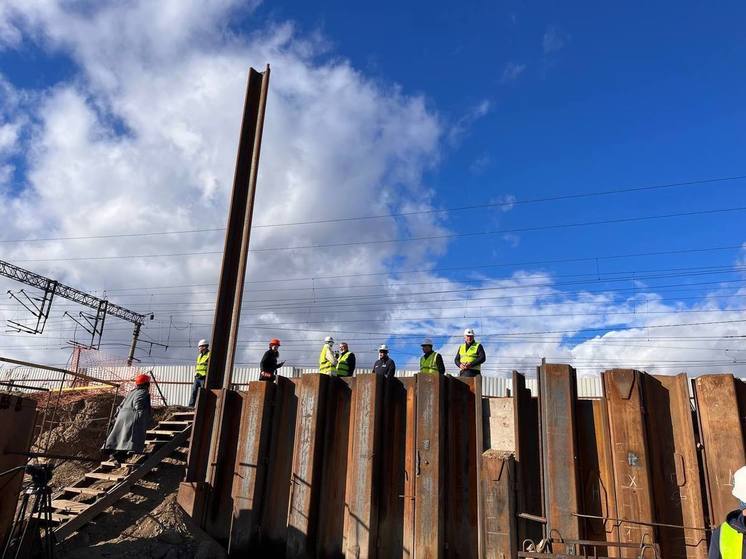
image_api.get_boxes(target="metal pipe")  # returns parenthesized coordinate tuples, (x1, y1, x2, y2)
(0, 382, 49, 392)
(570, 511, 710, 531)
(127, 323, 141, 366)
(0, 356, 120, 387)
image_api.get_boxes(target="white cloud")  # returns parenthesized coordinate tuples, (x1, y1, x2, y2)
(448, 99, 491, 146)
(543, 25, 569, 54)
(500, 62, 526, 83)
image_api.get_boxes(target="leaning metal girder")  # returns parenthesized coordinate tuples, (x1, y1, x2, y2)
(0, 259, 148, 325)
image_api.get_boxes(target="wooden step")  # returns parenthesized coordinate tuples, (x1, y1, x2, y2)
(62, 486, 104, 497)
(32, 512, 73, 524)
(158, 420, 191, 428)
(100, 461, 136, 469)
(51, 500, 90, 514)
(85, 472, 124, 482)
(170, 412, 194, 421)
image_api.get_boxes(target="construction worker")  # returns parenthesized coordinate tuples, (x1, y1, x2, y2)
(372, 344, 396, 378)
(319, 335, 338, 374)
(709, 465, 746, 558)
(188, 339, 210, 407)
(102, 374, 152, 465)
(420, 338, 445, 375)
(455, 328, 485, 377)
(335, 342, 356, 377)
(260, 338, 285, 381)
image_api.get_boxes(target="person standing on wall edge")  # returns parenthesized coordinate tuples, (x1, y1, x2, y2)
(188, 339, 210, 407)
(709, 465, 746, 558)
(420, 338, 445, 375)
(455, 328, 485, 377)
(319, 335, 338, 374)
(335, 342, 355, 377)
(373, 344, 396, 378)
(260, 338, 285, 381)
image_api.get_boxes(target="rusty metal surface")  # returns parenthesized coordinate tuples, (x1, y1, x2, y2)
(287, 374, 329, 558)
(316, 376, 352, 558)
(445, 376, 480, 558)
(344, 374, 383, 559)
(228, 381, 275, 554)
(538, 363, 581, 541)
(402, 377, 417, 559)
(481, 451, 517, 559)
(602, 369, 656, 555)
(513, 371, 543, 543)
(645, 374, 707, 559)
(261, 376, 298, 552)
(182, 387, 215, 489)
(414, 373, 444, 558)
(693, 374, 746, 528)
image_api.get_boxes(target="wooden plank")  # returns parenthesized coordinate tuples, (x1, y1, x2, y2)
(414, 373, 444, 558)
(538, 363, 581, 540)
(286, 374, 329, 558)
(693, 374, 746, 528)
(481, 451, 516, 559)
(603, 369, 656, 556)
(84, 473, 125, 482)
(51, 500, 89, 514)
(228, 381, 275, 554)
(344, 374, 383, 559)
(402, 377, 417, 559)
(260, 377, 299, 553)
(62, 487, 104, 497)
(646, 374, 707, 559)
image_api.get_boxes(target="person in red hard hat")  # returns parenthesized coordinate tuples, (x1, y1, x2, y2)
(260, 338, 285, 382)
(101, 373, 153, 465)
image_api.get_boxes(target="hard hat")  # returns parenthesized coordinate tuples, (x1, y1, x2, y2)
(421, 338, 433, 346)
(270, 338, 281, 347)
(733, 466, 746, 502)
(134, 374, 150, 386)
(324, 336, 334, 343)
(198, 339, 209, 347)
(464, 328, 475, 336)
(378, 344, 389, 351)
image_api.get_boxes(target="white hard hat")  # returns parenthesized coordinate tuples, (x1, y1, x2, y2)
(464, 328, 475, 336)
(421, 338, 433, 346)
(324, 336, 334, 343)
(733, 466, 746, 502)
(198, 339, 209, 347)
(378, 344, 389, 351)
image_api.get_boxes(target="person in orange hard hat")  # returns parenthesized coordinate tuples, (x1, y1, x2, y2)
(102, 374, 153, 466)
(260, 338, 285, 381)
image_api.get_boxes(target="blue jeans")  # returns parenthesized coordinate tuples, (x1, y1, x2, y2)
(189, 376, 205, 407)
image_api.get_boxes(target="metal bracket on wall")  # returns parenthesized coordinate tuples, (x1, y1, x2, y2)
(64, 299, 108, 350)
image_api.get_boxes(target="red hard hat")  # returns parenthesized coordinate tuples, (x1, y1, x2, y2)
(134, 374, 150, 386)
(270, 338, 281, 347)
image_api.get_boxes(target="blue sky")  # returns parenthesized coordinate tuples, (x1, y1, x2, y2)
(0, 1, 744, 374)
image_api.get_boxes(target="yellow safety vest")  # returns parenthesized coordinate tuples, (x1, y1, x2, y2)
(336, 352, 352, 376)
(720, 522, 743, 559)
(319, 345, 334, 374)
(195, 351, 210, 379)
(458, 342, 482, 373)
(420, 352, 441, 375)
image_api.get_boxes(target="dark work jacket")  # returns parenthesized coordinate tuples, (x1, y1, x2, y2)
(454, 341, 486, 370)
(709, 509, 746, 559)
(372, 357, 396, 378)
(422, 351, 446, 375)
(260, 349, 283, 374)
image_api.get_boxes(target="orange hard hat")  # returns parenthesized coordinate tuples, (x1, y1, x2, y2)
(270, 338, 281, 347)
(134, 374, 150, 386)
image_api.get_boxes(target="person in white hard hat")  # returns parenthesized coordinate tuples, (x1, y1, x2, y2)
(319, 336, 338, 374)
(189, 339, 210, 407)
(709, 465, 746, 558)
(455, 328, 485, 377)
(420, 338, 445, 375)
(372, 344, 396, 378)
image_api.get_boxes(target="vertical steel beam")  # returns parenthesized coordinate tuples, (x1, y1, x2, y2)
(481, 451, 517, 559)
(402, 378, 418, 559)
(414, 373, 444, 558)
(287, 374, 329, 558)
(693, 374, 746, 529)
(603, 369, 656, 555)
(646, 374, 707, 559)
(228, 382, 275, 555)
(538, 363, 581, 541)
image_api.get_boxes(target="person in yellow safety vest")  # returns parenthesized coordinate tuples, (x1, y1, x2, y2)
(455, 328, 486, 378)
(189, 339, 210, 407)
(335, 342, 356, 377)
(709, 465, 746, 558)
(419, 338, 445, 375)
(319, 335, 338, 374)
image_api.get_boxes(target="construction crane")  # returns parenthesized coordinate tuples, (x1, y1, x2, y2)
(0, 258, 153, 365)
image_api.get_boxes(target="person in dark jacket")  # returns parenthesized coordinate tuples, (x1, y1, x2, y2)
(335, 342, 356, 377)
(709, 465, 746, 558)
(260, 338, 285, 381)
(454, 328, 486, 377)
(372, 344, 396, 378)
(102, 374, 153, 465)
